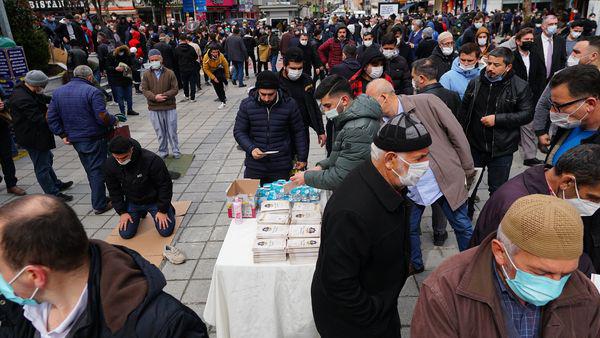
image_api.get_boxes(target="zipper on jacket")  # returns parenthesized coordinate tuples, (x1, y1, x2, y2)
(483, 83, 492, 153)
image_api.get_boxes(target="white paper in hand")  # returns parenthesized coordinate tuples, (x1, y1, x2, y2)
(591, 274, 600, 294)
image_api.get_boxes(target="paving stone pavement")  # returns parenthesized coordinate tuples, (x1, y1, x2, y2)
(0, 74, 535, 337)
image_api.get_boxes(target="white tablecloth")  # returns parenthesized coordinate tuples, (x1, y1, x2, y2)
(203, 218, 319, 338)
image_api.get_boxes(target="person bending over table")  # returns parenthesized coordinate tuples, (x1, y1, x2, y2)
(104, 135, 175, 239)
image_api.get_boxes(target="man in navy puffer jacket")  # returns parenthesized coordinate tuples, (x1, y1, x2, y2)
(234, 71, 308, 184)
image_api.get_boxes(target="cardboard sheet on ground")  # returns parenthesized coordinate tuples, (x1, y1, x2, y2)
(105, 201, 191, 266)
(164, 154, 195, 177)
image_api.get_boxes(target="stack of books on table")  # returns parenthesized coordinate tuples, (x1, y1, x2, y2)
(286, 237, 321, 264)
(252, 238, 287, 263)
(290, 210, 322, 225)
(256, 224, 289, 239)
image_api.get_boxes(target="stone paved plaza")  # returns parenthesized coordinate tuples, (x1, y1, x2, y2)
(0, 75, 531, 337)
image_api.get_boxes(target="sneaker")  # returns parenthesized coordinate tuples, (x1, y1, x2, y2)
(7, 186, 26, 196)
(56, 192, 73, 202)
(127, 110, 139, 116)
(169, 171, 181, 180)
(523, 158, 543, 166)
(173, 154, 181, 159)
(135, 90, 143, 95)
(163, 245, 186, 264)
(180, 97, 189, 102)
(433, 231, 448, 246)
(190, 99, 196, 103)
(239, 84, 247, 88)
(58, 181, 74, 191)
(94, 201, 113, 215)
(232, 79, 237, 86)
(218, 102, 227, 109)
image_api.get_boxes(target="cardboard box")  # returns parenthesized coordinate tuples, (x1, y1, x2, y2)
(226, 179, 260, 218)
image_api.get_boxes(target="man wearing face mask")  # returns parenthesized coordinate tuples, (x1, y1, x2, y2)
(460, 13, 485, 46)
(278, 48, 326, 154)
(428, 31, 457, 80)
(356, 32, 379, 60)
(380, 33, 413, 95)
(470, 144, 600, 272)
(331, 45, 361, 80)
(104, 136, 177, 240)
(290, 75, 381, 190)
(348, 48, 392, 96)
(532, 15, 567, 81)
(296, 33, 323, 77)
(564, 20, 584, 56)
(311, 113, 431, 337)
(412, 194, 600, 337)
(440, 42, 482, 99)
(318, 25, 356, 71)
(459, 47, 534, 218)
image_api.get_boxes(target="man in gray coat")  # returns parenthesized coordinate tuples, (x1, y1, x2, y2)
(224, 27, 248, 87)
(367, 79, 476, 273)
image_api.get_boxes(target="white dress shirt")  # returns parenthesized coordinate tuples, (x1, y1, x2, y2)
(541, 34, 553, 65)
(520, 51, 530, 77)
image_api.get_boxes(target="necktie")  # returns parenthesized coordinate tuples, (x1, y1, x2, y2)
(546, 37, 553, 78)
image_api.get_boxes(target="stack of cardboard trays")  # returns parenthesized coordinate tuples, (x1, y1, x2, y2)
(253, 201, 291, 263)
(287, 204, 322, 264)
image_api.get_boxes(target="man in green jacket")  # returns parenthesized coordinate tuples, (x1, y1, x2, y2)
(291, 75, 382, 190)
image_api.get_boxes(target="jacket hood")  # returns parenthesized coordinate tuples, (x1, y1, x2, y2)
(91, 240, 166, 334)
(114, 44, 130, 56)
(450, 57, 481, 79)
(337, 94, 382, 125)
(131, 30, 140, 41)
(344, 58, 362, 70)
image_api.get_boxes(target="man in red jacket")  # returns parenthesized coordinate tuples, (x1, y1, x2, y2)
(318, 25, 356, 70)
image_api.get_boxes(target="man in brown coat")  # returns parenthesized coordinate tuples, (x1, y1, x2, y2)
(142, 49, 180, 159)
(412, 195, 600, 337)
(366, 79, 476, 273)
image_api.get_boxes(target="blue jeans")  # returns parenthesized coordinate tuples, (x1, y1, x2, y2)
(72, 139, 108, 210)
(410, 196, 473, 269)
(119, 202, 176, 239)
(270, 54, 278, 72)
(111, 84, 133, 114)
(233, 61, 245, 86)
(25, 148, 62, 195)
(468, 149, 514, 218)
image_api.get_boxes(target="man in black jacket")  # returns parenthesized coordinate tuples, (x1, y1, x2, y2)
(9, 71, 72, 200)
(412, 58, 461, 116)
(311, 113, 431, 338)
(0, 195, 208, 338)
(381, 33, 413, 95)
(428, 31, 457, 80)
(331, 45, 361, 80)
(174, 35, 200, 102)
(104, 136, 175, 239)
(459, 47, 534, 216)
(154, 33, 177, 71)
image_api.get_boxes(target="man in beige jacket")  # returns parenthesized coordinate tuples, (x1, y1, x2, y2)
(366, 79, 475, 273)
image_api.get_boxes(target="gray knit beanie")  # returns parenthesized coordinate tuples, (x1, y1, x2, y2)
(24, 70, 49, 87)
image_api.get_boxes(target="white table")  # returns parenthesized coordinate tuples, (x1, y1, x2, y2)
(203, 218, 319, 338)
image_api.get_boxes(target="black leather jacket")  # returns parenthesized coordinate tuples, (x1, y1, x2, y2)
(458, 69, 534, 157)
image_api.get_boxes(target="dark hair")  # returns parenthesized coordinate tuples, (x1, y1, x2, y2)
(570, 20, 585, 28)
(0, 196, 89, 271)
(284, 47, 304, 65)
(300, 33, 309, 38)
(363, 31, 373, 38)
(233, 27, 240, 35)
(315, 75, 354, 100)
(474, 13, 484, 21)
(515, 27, 534, 41)
(342, 44, 357, 58)
(314, 29, 322, 36)
(109, 135, 133, 154)
(459, 42, 481, 58)
(550, 64, 600, 98)
(488, 47, 514, 65)
(582, 36, 600, 52)
(412, 58, 438, 81)
(555, 144, 600, 186)
(380, 32, 398, 47)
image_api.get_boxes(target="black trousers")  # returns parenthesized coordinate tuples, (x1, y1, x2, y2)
(257, 61, 269, 72)
(245, 53, 257, 76)
(181, 71, 199, 100)
(244, 167, 289, 186)
(0, 122, 17, 188)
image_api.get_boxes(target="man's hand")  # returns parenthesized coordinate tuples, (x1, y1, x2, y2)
(290, 171, 306, 186)
(480, 115, 496, 127)
(538, 134, 551, 147)
(317, 134, 327, 147)
(62, 137, 71, 145)
(115, 66, 124, 72)
(155, 212, 170, 230)
(119, 213, 133, 231)
(294, 161, 307, 170)
(252, 148, 266, 160)
(154, 94, 167, 102)
(213, 78, 219, 84)
(0, 100, 5, 111)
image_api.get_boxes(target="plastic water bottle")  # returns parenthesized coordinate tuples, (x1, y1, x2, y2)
(233, 197, 243, 224)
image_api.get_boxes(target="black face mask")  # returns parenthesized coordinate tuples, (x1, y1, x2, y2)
(520, 41, 533, 51)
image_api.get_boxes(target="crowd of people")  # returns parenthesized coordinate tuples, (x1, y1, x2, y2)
(0, 5, 598, 338)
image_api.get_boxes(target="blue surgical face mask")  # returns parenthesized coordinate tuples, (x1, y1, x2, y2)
(0, 266, 40, 305)
(323, 97, 342, 120)
(485, 69, 507, 83)
(500, 246, 570, 306)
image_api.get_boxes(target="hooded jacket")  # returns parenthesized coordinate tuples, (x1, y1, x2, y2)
(2, 240, 208, 338)
(331, 58, 362, 80)
(384, 54, 413, 95)
(439, 57, 483, 99)
(428, 45, 457, 80)
(318, 26, 356, 68)
(304, 95, 382, 190)
(105, 45, 133, 87)
(278, 71, 325, 135)
(104, 139, 173, 214)
(174, 42, 199, 73)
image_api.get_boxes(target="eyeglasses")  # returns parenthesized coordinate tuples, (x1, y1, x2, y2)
(550, 97, 587, 114)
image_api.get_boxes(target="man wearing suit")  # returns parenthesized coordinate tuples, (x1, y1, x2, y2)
(513, 28, 546, 166)
(532, 15, 567, 81)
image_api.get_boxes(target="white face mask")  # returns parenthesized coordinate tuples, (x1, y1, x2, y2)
(382, 49, 397, 59)
(441, 46, 454, 56)
(287, 68, 303, 81)
(459, 62, 476, 71)
(411, 79, 418, 91)
(571, 31, 582, 39)
(546, 24, 558, 35)
(368, 65, 384, 79)
(363, 40, 373, 47)
(300, 40, 308, 46)
(549, 101, 587, 129)
(117, 158, 131, 166)
(150, 61, 161, 69)
(567, 54, 580, 67)
(562, 179, 600, 217)
(474, 22, 483, 29)
(391, 155, 429, 187)
(323, 97, 342, 120)
(535, 23, 542, 28)
(396, 37, 401, 44)
(478, 38, 488, 46)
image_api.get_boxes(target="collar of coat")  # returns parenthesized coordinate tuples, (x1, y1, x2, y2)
(358, 160, 406, 212)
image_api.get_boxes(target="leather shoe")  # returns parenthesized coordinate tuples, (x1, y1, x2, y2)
(56, 193, 73, 202)
(58, 181, 73, 191)
(94, 201, 113, 215)
(433, 231, 448, 246)
(523, 158, 543, 167)
(7, 186, 26, 196)
(127, 110, 140, 116)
